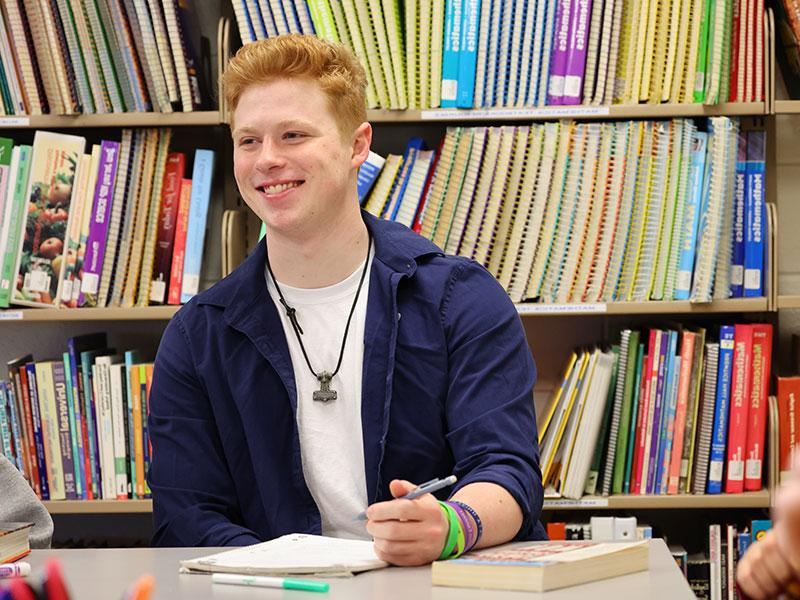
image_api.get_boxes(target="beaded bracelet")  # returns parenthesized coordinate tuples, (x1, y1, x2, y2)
(449, 500, 483, 550)
(437, 502, 461, 560)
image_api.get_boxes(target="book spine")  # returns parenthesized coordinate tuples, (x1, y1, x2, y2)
(61, 352, 84, 499)
(744, 324, 773, 490)
(52, 361, 76, 499)
(707, 325, 734, 493)
(744, 129, 765, 297)
(441, 0, 462, 107)
(693, 0, 713, 102)
(80, 353, 101, 498)
(730, 131, 747, 297)
(79, 140, 120, 307)
(35, 363, 64, 499)
(646, 331, 669, 493)
(725, 324, 754, 493)
(623, 345, 645, 494)
(0, 146, 32, 308)
(456, 0, 481, 108)
(562, 0, 592, 105)
(180, 150, 215, 303)
(778, 377, 800, 478)
(150, 152, 185, 304)
(548, 0, 573, 104)
(632, 332, 657, 494)
(13, 365, 41, 498)
(674, 131, 707, 300)
(167, 178, 191, 305)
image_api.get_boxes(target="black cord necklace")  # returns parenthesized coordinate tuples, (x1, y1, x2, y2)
(265, 231, 372, 403)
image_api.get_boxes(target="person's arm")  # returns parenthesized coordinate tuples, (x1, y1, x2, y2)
(366, 261, 542, 565)
(148, 312, 261, 547)
(0, 454, 53, 548)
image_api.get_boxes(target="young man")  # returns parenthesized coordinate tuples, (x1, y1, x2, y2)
(148, 34, 546, 565)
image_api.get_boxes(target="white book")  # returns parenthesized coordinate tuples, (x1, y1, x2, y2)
(511, 121, 559, 302)
(394, 151, 435, 228)
(0, 147, 20, 283)
(94, 354, 121, 499)
(255, 0, 279, 37)
(505, 0, 527, 106)
(582, 0, 606, 104)
(557, 123, 602, 303)
(268, 0, 291, 34)
(486, 126, 529, 278)
(473, 126, 515, 266)
(664, 121, 696, 299)
(145, 0, 179, 106)
(108, 363, 129, 499)
(562, 351, 616, 499)
(458, 127, 502, 257)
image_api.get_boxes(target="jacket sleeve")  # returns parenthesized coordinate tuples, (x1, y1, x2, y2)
(441, 260, 544, 540)
(148, 311, 261, 547)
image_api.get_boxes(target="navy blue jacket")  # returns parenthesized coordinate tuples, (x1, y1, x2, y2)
(148, 212, 546, 546)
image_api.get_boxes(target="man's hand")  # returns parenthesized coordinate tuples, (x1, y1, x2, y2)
(364, 479, 449, 566)
(737, 528, 797, 599)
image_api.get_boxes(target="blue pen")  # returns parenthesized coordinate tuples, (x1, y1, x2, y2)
(355, 475, 457, 521)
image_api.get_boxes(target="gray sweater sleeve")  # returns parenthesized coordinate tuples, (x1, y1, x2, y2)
(0, 454, 53, 549)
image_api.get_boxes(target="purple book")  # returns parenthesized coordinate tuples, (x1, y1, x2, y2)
(78, 140, 121, 307)
(52, 362, 77, 499)
(646, 331, 670, 493)
(548, 0, 574, 105)
(562, 0, 593, 105)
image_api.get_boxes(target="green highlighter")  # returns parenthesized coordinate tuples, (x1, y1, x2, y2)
(212, 572, 330, 592)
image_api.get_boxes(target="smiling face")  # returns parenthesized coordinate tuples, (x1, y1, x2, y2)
(232, 77, 371, 241)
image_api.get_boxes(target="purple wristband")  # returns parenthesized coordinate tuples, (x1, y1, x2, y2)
(446, 501, 476, 552)
(450, 500, 483, 549)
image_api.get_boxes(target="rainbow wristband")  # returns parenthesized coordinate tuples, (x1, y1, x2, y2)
(437, 502, 461, 560)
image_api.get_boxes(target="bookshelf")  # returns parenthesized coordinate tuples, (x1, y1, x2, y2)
(0, 3, 785, 559)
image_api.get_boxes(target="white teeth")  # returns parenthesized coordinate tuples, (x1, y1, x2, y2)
(262, 181, 299, 194)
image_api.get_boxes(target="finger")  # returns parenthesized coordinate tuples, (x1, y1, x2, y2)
(372, 538, 439, 567)
(744, 537, 786, 598)
(367, 494, 442, 522)
(389, 479, 417, 499)
(366, 516, 447, 543)
(737, 557, 768, 600)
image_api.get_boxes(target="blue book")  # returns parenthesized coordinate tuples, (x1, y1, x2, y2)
(357, 151, 386, 204)
(441, 0, 463, 107)
(738, 530, 752, 557)
(386, 139, 425, 220)
(5, 381, 25, 473)
(646, 331, 670, 493)
(751, 519, 772, 543)
(0, 382, 12, 462)
(25, 362, 49, 500)
(730, 132, 747, 297)
(744, 130, 765, 297)
(674, 131, 708, 300)
(655, 333, 679, 494)
(707, 325, 735, 494)
(456, 0, 482, 108)
(180, 149, 216, 304)
(67, 332, 107, 499)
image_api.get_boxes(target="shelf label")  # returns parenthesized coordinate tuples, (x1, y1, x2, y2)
(516, 303, 607, 314)
(420, 106, 610, 120)
(0, 117, 30, 127)
(0, 311, 23, 320)
(543, 498, 610, 508)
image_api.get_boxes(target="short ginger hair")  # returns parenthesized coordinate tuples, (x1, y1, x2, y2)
(222, 34, 368, 136)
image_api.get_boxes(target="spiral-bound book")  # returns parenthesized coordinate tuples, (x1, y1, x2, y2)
(457, 127, 501, 256)
(444, 128, 486, 254)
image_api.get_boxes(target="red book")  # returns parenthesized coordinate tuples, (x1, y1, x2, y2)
(725, 324, 755, 493)
(729, 0, 741, 101)
(777, 376, 800, 478)
(547, 522, 566, 540)
(150, 152, 186, 304)
(744, 324, 773, 490)
(667, 331, 697, 494)
(632, 332, 658, 494)
(412, 136, 445, 234)
(16, 365, 41, 498)
(167, 179, 192, 305)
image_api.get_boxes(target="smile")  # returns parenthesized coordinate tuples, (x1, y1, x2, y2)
(258, 181, 302, 194)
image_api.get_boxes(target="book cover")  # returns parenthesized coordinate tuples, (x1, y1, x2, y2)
(548, 0, 573, 104)
(743, 129, 765, 297)
(744, 323, 773, 490)
(24, 362, 49, 500)
(150, 152, 186, 305)
(441, 0, 462, 107)
(180, 149, 215, 303)
(456, 0, 482, 107)
(0, 145, 32, 308)
(777, 376, 800, 482)
(12, 132, 85, 307)
(692, 342, 720, 494)
(167, 178, 191, 305)
(725, 323, 754, 493)
(562, 0, 593, 105)
(431, 540, 649, 592)
(78, 140, 121, 307)
(710, 327, 734, 490)
(51, 361, 76, 500)
(357, 151, 385, 203)
(731, 131, 747, 297)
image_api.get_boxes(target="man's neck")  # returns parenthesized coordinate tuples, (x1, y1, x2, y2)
(265, 208, 370, 288)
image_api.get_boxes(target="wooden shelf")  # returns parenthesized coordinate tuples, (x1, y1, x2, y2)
(0, 306, 179, 322)
(368, 102, 769, 123)
(778, 295, 800, 309)
(775, 100, 800, 114)
(44, 500, 152, 514)
(515, 297, 769, 316)
(0, 111, 221, 129)
(542, 489, 771, 510)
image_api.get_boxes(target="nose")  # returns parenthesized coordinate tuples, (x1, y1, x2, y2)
(253, 139, 286, 172)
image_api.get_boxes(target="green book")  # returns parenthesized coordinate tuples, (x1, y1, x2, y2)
(613, 330, 641, 494)
(0, 145, 32, 308)
(622, 342, 646, 494)
(693, 0, 714, 102)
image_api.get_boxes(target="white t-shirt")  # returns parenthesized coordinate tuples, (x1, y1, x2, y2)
(265, 248, 373, 539)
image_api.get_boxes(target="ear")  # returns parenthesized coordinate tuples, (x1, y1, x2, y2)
(350, 122, 373, 169)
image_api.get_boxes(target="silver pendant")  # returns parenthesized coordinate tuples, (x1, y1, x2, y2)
(313, 371, 337, 402)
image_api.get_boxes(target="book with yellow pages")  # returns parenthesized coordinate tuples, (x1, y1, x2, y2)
(431, 540, 649, 593)
(0, 522, 33, 564)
